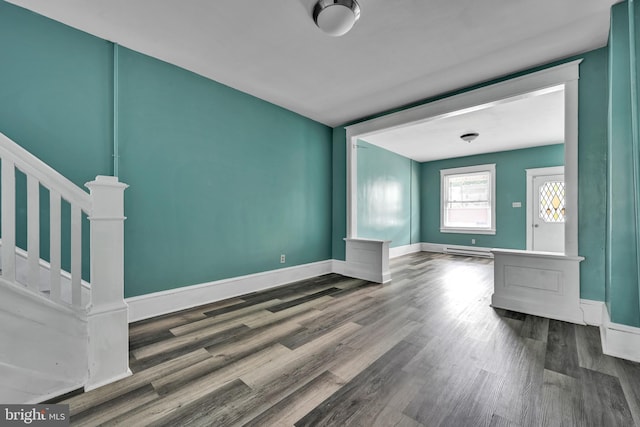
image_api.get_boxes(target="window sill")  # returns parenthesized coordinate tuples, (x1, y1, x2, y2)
(440, 228, 496, 235)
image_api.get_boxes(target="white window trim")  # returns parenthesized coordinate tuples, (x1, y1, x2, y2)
(440, 163, 496, 235)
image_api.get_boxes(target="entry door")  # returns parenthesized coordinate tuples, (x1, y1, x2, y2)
(532, 174, 565, 253)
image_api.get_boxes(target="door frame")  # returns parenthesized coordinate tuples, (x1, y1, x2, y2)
(345, 60, 581, 257)
(526, 166, 565, 251)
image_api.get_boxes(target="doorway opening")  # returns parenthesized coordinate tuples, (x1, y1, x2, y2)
(342, 60, 584, 324)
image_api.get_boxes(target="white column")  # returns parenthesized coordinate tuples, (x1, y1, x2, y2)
(84, 175, 130, 390)
(564, 78, 579, 257)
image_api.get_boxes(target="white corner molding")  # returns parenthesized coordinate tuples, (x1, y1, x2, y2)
(344, 238, 391, 283)
(580, 299, 605, 326)
(389, 243, 423, 259)
(331, 259, 348, 276)
(126, 260, 333, 322)
(491, 248, 585, 324)
(601, 305, 640, 363)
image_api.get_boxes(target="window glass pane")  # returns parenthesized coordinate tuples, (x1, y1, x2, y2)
(443, 170, 492, 229)
(444, 202, 491, 228)
(539, 181, 565, 223)
(446, 173, 490, 203)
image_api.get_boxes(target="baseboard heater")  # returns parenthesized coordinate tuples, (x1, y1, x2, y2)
(443, 246, 493, 258)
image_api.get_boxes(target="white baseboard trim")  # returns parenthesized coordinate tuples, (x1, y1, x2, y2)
(421, 242, 442, 253)
(601, 305, 640, 363)
(127, 260, 333, 322)
(28, 383, 84, 405)
(580, 299, 605, 326)
(575, 299, 640, 362)
(491, 294, 585, 324)
(389, 243, 422, 259)
(421, 242, 493, 258)
(332, 259, 348, 276)
(84, 369, 132, 392)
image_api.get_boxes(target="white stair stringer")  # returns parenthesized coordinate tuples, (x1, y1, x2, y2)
(0, 278, 88, 403)
(0, 362, 79, 404)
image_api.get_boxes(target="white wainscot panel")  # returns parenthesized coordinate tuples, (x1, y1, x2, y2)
(344, 238, 391, 283)
(491, 248, 585, 324)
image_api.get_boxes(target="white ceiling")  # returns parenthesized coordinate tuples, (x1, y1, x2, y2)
(363, 86, 565, 162)
(7, 0, 619, 127)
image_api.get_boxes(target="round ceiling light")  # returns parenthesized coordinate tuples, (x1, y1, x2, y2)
(313, 0, 361, 37)
(460, 132, 479, 143)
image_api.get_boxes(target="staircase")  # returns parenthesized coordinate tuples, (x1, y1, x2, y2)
(0, 132, 129, 403)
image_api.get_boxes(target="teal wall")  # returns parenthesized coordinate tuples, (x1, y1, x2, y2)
(117, 48, 332, 296)
(606, 1, 640, 326)
(356, 140, 420, 247)
(4, 1, 631, 323)
(0, 2, 111, 279)
(578, 48, 609, 302)
(332, 49, 609, 303)
(420, 145, 564, 248)
(0, 1, 333, 297)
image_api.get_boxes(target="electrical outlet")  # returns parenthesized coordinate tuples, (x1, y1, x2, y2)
(471, 239, 476, 245)
(280, 254, 286, 263)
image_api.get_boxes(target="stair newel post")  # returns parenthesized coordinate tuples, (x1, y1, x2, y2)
(85, 175, 131, 390)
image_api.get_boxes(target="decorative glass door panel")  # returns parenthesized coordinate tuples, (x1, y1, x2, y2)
(532, 174, 565, 253)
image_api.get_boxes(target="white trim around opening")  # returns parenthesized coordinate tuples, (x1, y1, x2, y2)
(344, 59, 581, 257)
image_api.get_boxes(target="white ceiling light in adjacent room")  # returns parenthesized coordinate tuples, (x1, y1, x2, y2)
(460, 132, 479, 143)
(313, 0, 361, 37)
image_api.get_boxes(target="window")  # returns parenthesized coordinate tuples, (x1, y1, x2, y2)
(539, 181, 565, 223)
(440, 164, 496, 234)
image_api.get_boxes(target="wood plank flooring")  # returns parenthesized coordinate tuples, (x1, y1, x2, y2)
(55, 252, 640, 426)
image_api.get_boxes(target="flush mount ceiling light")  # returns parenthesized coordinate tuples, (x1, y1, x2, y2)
(313, 0, 361, 37)
(460, 132, 479, 143)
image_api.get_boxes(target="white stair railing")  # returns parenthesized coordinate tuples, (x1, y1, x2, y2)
(0, 131, 130, 392)
(0, 135, 91, 309)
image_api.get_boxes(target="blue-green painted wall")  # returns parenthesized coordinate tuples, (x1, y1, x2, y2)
(578, 48, 609, 302)
(117, 48, 332, 296)
(3, 1, 627, 320)
(420, 145, 564, 248)
(606, 1, 640, 326)
(0, 2, 333, 297)
(332, 49, 609, 303)
(356, 140, 420, 247)
(0, 2, 111, 279)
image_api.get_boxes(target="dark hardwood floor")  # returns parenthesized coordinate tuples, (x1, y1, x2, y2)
(59, 252, 640, 426)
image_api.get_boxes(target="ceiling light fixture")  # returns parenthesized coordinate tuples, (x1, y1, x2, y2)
(313, 0, 361, 37)
(460, 132, 479, 143)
